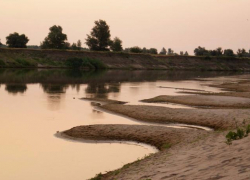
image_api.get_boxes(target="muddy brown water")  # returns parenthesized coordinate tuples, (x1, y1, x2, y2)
(0, 69, 246, 180)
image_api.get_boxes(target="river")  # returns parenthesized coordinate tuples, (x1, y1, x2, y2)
(0, 69, 244, 180)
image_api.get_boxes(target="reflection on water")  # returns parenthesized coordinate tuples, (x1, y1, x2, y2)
(85, 82, 121, 98)
(0, 69, 247, 180)
(5, 84, 27, 95)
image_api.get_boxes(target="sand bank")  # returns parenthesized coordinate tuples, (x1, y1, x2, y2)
(101, 104, 250, 130)
(142, 95, 250, 109)
(63, 125, 206, 151)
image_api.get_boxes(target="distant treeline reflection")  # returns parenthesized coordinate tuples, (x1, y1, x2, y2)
(0, 69, 246, 96)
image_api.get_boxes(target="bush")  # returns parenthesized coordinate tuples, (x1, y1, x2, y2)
(130, 46, 143, 53)
(0, 59, 5, 66)
(226, 124, 250, 145)
(15, 58, 35, 67)
(65, 57, 106, 69)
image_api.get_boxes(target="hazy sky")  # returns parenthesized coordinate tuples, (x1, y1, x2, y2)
(1, 0, 250, 53)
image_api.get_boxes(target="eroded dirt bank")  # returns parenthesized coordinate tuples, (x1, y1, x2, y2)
(1, 48, 250, 70)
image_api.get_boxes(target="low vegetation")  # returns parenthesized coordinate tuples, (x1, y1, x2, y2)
(89, 173, 103, 180)
(65, 57, 106, 69)
(226, 122, 250, 145)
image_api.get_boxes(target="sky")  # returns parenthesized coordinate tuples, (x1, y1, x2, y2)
(1, 0, 250, 54)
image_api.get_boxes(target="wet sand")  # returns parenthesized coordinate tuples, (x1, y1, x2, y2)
(142, 95, 250, 109)
(101, 104, 250, 130)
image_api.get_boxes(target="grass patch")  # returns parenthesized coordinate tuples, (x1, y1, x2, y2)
(226, 123, 250, 145)
(161, 143, 171, 149)
(113, 169, 121, 175)
(89, 173, 103, 180)
(15, 58, 36, 67)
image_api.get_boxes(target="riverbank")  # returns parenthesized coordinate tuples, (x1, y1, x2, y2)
(1, 48, 250, 70)
(62, 74, 250, 180)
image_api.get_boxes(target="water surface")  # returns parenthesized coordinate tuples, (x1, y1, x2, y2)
(0, 69, 245, 180)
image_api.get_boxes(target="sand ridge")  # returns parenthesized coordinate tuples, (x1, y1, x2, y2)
(101, 104, 250, 130)
(142, 95, 250, 109)
(63, 125, 207, 150)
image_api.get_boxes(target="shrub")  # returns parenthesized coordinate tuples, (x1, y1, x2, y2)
(130, 46, 143, 53)
(65, 57, 106, 69)
(0, 59, 5, 66)
(15, 58, 35, 67)
(204, 56, 211, 60)
(226, 124, 250, 145)
(161, 143, 171, 149)
(87, 58, 106, 69)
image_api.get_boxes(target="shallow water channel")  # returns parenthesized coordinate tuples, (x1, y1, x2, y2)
(0, 69, 245, 180)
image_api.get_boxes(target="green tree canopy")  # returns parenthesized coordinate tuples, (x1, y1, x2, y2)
(86, 20, 111, 51)
(130, 46, 143, 53)
(194, 46, 209, 56)
(77, 40, 82, 50)
(237, 48, 247, 57)
(168, 48, 175, 55)
(41, 25, 68, 49)
(71, 43, 78, 50)
(148, 48, 158, 54)
(6, 32, 29, 48)
(110, 37, 123, 52)
(224, 49, 235, 57)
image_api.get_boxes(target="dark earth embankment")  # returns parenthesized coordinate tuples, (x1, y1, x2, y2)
(1, 48, 250, 70)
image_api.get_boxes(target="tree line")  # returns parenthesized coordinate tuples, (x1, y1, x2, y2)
(194, 46, 250, 57)
(0, 19, 249, 57)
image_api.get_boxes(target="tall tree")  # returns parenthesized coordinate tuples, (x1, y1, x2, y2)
(86, 20, 111, 51)
(237, 48, 246, 57)
(142, 47, 147, 53)
(184, 51, 189, 56)
(41, 25, 68, 49)
(149, 48, 158, 54)
(110, 37, 123, 52)
(77, 40, 82, 50)
(216, 47, 223, 56)
(194, 46, 208, 56)
(71, 43, 78, 50)
(224, 49, 235, 57)
(168, 48, 174, 55)
(159, 47, 167, 55)
(6, 32, 29, 48)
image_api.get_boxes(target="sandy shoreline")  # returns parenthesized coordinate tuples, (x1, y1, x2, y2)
(142, 95, 250, 109)
(62, 74, 250, 180)
(63, 125, 206, 150)
(101, 104, 250, 130)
